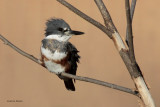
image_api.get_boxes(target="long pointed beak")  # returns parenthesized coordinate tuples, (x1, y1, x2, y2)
(70, 30, 84, 35)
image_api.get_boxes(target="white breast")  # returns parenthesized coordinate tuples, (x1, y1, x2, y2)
(41, 46, 67, 60)
(41, 46, 67, 74)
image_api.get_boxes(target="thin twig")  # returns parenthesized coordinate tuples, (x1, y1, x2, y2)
(61, 73, 138, 95)
(125, 0, 136, 63)
(0, 34, 138, 96)
(126, 0, 137, 46)
(57, 0, 112, 38)
(94, 0, 117, 33)
(0, 34, 40, 64)
(130, 0, 137, 20)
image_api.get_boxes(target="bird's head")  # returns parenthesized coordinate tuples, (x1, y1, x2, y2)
(45, 18, 84, 42)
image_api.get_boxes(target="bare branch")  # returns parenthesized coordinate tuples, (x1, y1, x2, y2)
(124, 1, 155, 106)
(126, 0, 137, 45)
(125, 0, 136, 64)
(130, 0, 137, 20)
(0, 34, 41, 65)
(94, 0, 117, 33)
(0, 34, 138, 96)
(61, 73, 138, 95)
(57, 0, 112, 38)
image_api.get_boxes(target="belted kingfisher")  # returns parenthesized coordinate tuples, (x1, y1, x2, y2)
(40, 18, 84, 91)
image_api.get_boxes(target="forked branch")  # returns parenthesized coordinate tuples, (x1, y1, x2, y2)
(94, 0, 117, 33)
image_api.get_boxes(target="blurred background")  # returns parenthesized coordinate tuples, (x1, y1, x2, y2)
(0, 0, 159, 107)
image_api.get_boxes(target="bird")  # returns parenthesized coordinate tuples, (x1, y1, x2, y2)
(40, 18, 84, 91)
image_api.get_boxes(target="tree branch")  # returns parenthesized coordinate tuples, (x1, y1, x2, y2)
(0, 34, 41, 64)
(126, 0, 137, 45)
(57, 0, 112, 38)
(61, 73, 138, 95)
(130, 0, 137, 20)
(125, 1, 155, 106)
(125, 0, 136, 63)
(93, 0, 140, 78)
(0, 34, 138, 96)
(94, 0, 117, 33)
(93, 0, 128, 51)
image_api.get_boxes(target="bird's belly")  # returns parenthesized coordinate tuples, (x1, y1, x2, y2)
(44, 60, 65, 74)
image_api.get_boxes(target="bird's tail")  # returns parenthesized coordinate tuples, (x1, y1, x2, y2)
(64, 79, 75, 91)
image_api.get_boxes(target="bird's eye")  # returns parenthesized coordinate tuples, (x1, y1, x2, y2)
(58, 28, 63, 31)
(64, 29, 68, 32)
(63, 28, 69, 32)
